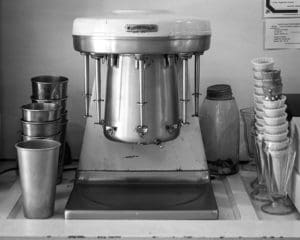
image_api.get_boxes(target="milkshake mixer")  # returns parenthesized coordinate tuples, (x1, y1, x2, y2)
(65, 10, 218, 219)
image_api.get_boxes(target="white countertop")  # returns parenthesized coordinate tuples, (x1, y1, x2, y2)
(0, 162, 300, 239)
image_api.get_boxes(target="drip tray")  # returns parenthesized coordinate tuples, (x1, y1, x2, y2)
(65, 181, 218, 219)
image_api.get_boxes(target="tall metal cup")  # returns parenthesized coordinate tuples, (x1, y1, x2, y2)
(15, 140, 61, 219)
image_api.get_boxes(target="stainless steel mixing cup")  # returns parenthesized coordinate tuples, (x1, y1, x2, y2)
(21, 103, 61, 122)
(31, 75, 68, 100)
(22, 132, 61, 141)
(15, 140, 61, 219)
(21, 119, 61, 137)
(104, 54, 180, 144)
(21, 132, 64, 184)
(31, 98, 67, 113)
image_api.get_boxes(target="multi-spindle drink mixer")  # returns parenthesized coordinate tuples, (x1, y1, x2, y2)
(65, 10, 218, 219)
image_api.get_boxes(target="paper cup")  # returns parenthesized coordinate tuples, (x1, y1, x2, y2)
(263, 96, 286, 109)
(255, 123, 264, 132)
(264, 122, 288, 134)
(254, 101, 264, 111)
(255, 108, 264, 118)
(263, 113, 287, 126)
(255, 115, 265, 125)
(251, 57, 274, 71)
(264, 131, 288, 142)
(254, 86, 264, 95)
(263, 105, 287, 118)
(254, 78, 263, 87)
(254, 93, 265, 103)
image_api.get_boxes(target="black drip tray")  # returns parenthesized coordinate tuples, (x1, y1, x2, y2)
(65, 182, 218, 219)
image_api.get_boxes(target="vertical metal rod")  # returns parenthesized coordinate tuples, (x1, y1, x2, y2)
(182, 58, 189, 124)
(83, 53, 91, 117)
(95, 57, 102, 124)
(138, 59, 145, 127)
(193, 54, 201, 117)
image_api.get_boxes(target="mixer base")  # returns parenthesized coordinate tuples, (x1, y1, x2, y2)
(65, 181, 218, 219)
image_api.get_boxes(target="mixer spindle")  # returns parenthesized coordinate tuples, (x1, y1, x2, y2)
(181, 57, 190, 125)
(136, 58, 148, 137)
(82, 53, 92, 118)
(193, 53, 201, 117)
(94, 56, 103, 124)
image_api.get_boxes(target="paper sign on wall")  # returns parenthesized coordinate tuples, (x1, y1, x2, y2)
(264, 0, 300, 17)
(265, 18, 300, 49)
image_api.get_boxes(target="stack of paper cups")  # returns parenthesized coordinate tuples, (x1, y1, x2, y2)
(251, 57, 275, 133)
(262, 77, 288, 152)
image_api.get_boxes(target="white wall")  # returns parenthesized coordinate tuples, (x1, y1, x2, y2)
(0, 0, 300, 159)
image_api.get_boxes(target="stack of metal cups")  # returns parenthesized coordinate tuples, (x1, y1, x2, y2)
(30, 75, 69, 184)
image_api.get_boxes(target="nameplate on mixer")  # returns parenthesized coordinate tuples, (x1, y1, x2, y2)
(125, 24, 158, 33)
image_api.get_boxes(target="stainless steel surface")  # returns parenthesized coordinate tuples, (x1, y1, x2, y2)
(15, 140, 60, 219)
(94, 56, 103, 124)
(22, 132, 61, 141)
(104, 54, 180, 144)
(193, 54, 201, 117)
(83, 53, 91, 118)
(73, 35, 210, 54)
(31, 75, 68, 100)
(32, 98, 67, 113)
(77, 170, 209, 183)
(21, 132, 64, 183)
(22, 103, 61, 122)
(65, 180, 218, 220)
(79, 115, 208, 171)
(21, 119, 61, 137)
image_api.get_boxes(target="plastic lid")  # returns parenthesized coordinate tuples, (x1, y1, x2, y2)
(206, 84, 233, 100)
(73, 10, 211, 38)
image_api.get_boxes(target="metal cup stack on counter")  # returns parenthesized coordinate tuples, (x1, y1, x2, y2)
(20, 75, 69, 184)
(251, 57, 296, 215)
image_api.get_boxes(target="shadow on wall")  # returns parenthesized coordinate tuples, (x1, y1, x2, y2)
(66, 122, 84, 159)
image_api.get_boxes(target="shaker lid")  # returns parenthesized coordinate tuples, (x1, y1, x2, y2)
(206, 84, 233, 100)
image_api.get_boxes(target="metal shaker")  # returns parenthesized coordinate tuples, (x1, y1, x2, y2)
(15, 139, 61, 219)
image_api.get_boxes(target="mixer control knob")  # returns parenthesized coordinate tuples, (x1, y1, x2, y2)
(136, 125, 148, 138)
